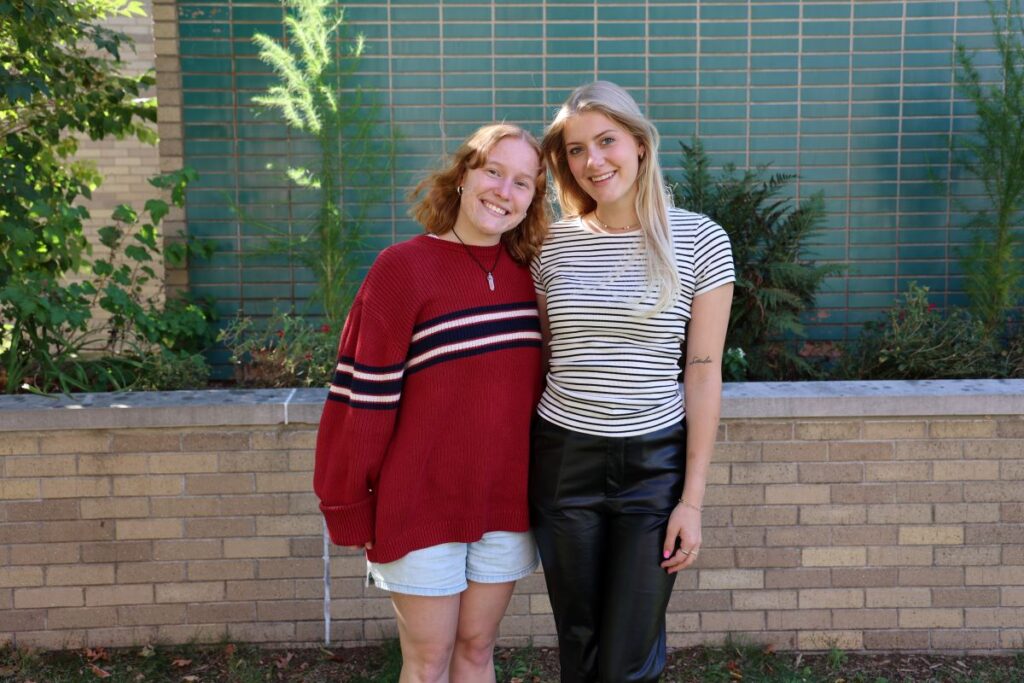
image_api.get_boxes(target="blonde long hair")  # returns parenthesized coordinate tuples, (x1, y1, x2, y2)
(411, 124, 549, 265)
(542, 81, 679, 312)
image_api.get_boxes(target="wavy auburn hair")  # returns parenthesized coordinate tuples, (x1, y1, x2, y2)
(542, 81, 680, 313)
(410, 123, 549, 265)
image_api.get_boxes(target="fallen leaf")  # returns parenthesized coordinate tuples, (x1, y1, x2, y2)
(139, 644, 156, 658)
(319, 647, 344, 662)
(274, 652, 293, 670)
(223, 643, 236, 657)
(89, 663, 112, 679)
(172, 658, 192, 668)
(85, 647, 110, 663)
(182, 677, 199, 682)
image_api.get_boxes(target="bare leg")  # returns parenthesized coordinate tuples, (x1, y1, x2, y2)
(450, 580, 516, 683)
(391, 592, 461, 683)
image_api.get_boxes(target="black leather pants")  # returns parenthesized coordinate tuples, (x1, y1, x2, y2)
(529, 417, 686, 683)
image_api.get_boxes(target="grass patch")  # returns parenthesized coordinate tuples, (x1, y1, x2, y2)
(1, 639, 1023, 682)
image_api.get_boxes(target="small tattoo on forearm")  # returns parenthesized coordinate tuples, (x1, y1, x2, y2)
(688, 356, 713, 366)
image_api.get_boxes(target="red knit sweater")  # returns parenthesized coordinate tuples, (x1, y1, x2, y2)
(313, 235, 542, 563)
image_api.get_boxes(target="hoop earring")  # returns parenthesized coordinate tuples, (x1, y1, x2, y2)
(457, 186, 463, 196)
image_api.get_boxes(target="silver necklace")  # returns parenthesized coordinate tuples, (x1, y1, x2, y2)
(450, 228, 501, 291)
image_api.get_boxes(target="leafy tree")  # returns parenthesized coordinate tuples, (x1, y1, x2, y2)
(672, 139, 842, 380)
(952, 0, 1024, 333)
(250, 0, 397, 326)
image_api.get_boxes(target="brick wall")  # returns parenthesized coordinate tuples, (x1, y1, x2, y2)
(1, 382, 1022, 652)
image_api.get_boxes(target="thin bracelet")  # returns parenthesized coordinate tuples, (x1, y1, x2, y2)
(678, 497, 703, 512)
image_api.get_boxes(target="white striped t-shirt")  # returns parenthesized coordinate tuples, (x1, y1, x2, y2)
(531, 208, 735, 437)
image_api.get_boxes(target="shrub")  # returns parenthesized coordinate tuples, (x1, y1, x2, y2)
(671, 139, 842, 380)
(838, 283, 1002, 380)
(218, 311, 337, 388)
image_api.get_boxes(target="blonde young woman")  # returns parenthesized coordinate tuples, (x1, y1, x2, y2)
(315, 124, 549, 683)
(530, 81, 735, 682)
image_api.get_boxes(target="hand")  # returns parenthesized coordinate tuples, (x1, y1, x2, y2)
(660, 502, 702, 574)
(346, 541, 373, 551)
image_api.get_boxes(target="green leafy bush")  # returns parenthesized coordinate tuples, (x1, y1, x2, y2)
(672, 139, 842, 380)
(838, 283, 1002, 380)
(218, 311, 337, 388)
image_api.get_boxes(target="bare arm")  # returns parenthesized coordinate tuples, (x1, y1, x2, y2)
(661, 282, 733, 573)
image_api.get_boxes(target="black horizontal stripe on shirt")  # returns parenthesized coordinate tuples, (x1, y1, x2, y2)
(407, 315, 541, 359)
(412, 300, 537, 333)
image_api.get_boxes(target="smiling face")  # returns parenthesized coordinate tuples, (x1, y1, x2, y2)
(563, 110, 645, 217)
(452, 136, 540, 246)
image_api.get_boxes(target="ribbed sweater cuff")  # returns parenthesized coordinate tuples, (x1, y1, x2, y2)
(320, 497, 375, 547)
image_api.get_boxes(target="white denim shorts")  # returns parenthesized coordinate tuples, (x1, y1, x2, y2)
(367, 530, 539, 597)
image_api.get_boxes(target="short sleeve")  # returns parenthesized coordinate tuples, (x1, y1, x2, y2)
(693, 218, 735, 296)
(530, 246, 546, 296)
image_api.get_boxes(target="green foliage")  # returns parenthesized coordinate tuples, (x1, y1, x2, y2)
(672, 138, 843, 380)
(723, 346, 749, 382)
(249, 0, 397, 325)
(839, 283, 1002, 380)
(952, 0, 1024, 333)
(218, 311, 338, 388)
(0, 169, 217, 393)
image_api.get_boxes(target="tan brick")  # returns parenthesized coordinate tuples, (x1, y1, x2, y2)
(866, 587, 931, 607)
(708, 443, 760, 464)
(155, 581, 225, 603)
(967, 566, 1024, 586)
(704, 526, 765, 548)
(799, 505, 866, 525)
(86, 584, 153, 606)
(863, 630, 929, 650)
(705, 484, 764, 506)
(156, 623, 227, 645)
(40, 477, 111, 498)
(153, 539, 222, 561)
(766, 526, 831, 547)
(935, 502, 1000, 523)
(832, 568, 898, 587)
(794, 421, 859, 441)
(736, 548, 801, 568)
(896, 482, 962, 503)
(181, 431, 251, 452)
(0, 608, 46, 631)
(256, 599, 321, 621)
(14, 629, 87, 649)
(48, 606, 118, 629)
(833, 525, 898, 546)
(226, 621, 295, 643)
(899, 525, 963, 545)
(832, 608, 897, 629)
(116, 562, 186, 584)
(894, 440, 962, 460)
(764, 484, 829, 505)
(797, 630, 862, 650)
(149, 453, 217, 474)
(10, 543, 80, 565)
(726, 421, 793, 442)
(831, 483, 895, 504)
(732, 463, 797, 484)
(111, 432, 180, 452)
(930, 419, 997, 439)
(798, 462, 862, 483)
(256, 514, 322, 536)
(219, 451, 289, 472)
(255, 471, 311, 493)
(932, 630, 1000, 650)
(78, 453, 146, 475)
(829, 440, 895, 461)
(935, 460, 999, 481)
(5, 455, 77, 477)
(866, 504, 931, 525)
(15, 586, 83, 608)
(966, 607, 1024, 627)
(182, 519, 254, 540)
(1002, 460, 1024, 480)
(0, 479, 40, 499)
(118, 603, 188, 626)
(935, 545, 1001, 566)
(669, 590, 729, 612)
(252, 429, 316, 451)
(862, 420, 926, 439)
(117, 519, 182, 540)
(865, 462, 930, 482)
(188, 601, 257, 623)
(732, 589, 797, 610)
(967, 524, 1024, 544)
(47, 564, 114, 586)
(224, 538, 290, 558)
(899, 566, 963, 586)
(40, 436, 110, 456)
(5, 500, 79, 522)
(151, 497, 220, 518)
(113, 475, 183, 496)
(80, 497, 149, 519)
(698, 569, 763, 590)
(1006, 545, 1024, 564)
(933, 588, 999, 607)
(732, 506, 797, 526)
(0, 434, 39, 455)
(0, 567, 44, 588)
(0, 520, 113, 544)
(802, 547, 866, 567)
(899, 607, 963, 628)
(220, 494, 291, 516)
(1002, 502, 1024, 522)
(762, 442, 827, 462)
(82, 541, 151, 563)
(701, 610, 766, 631)
(188, 560, 256, 581)
(868, 546, 933, 567)
(767, 608, 830, 630)
(963, 439, 1024, 459)
(186, 473, 255, 495)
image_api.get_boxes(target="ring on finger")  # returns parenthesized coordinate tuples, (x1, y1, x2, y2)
(679, 549, 690, 556)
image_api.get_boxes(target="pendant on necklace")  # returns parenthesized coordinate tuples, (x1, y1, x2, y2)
(487, 272, 495, 291)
